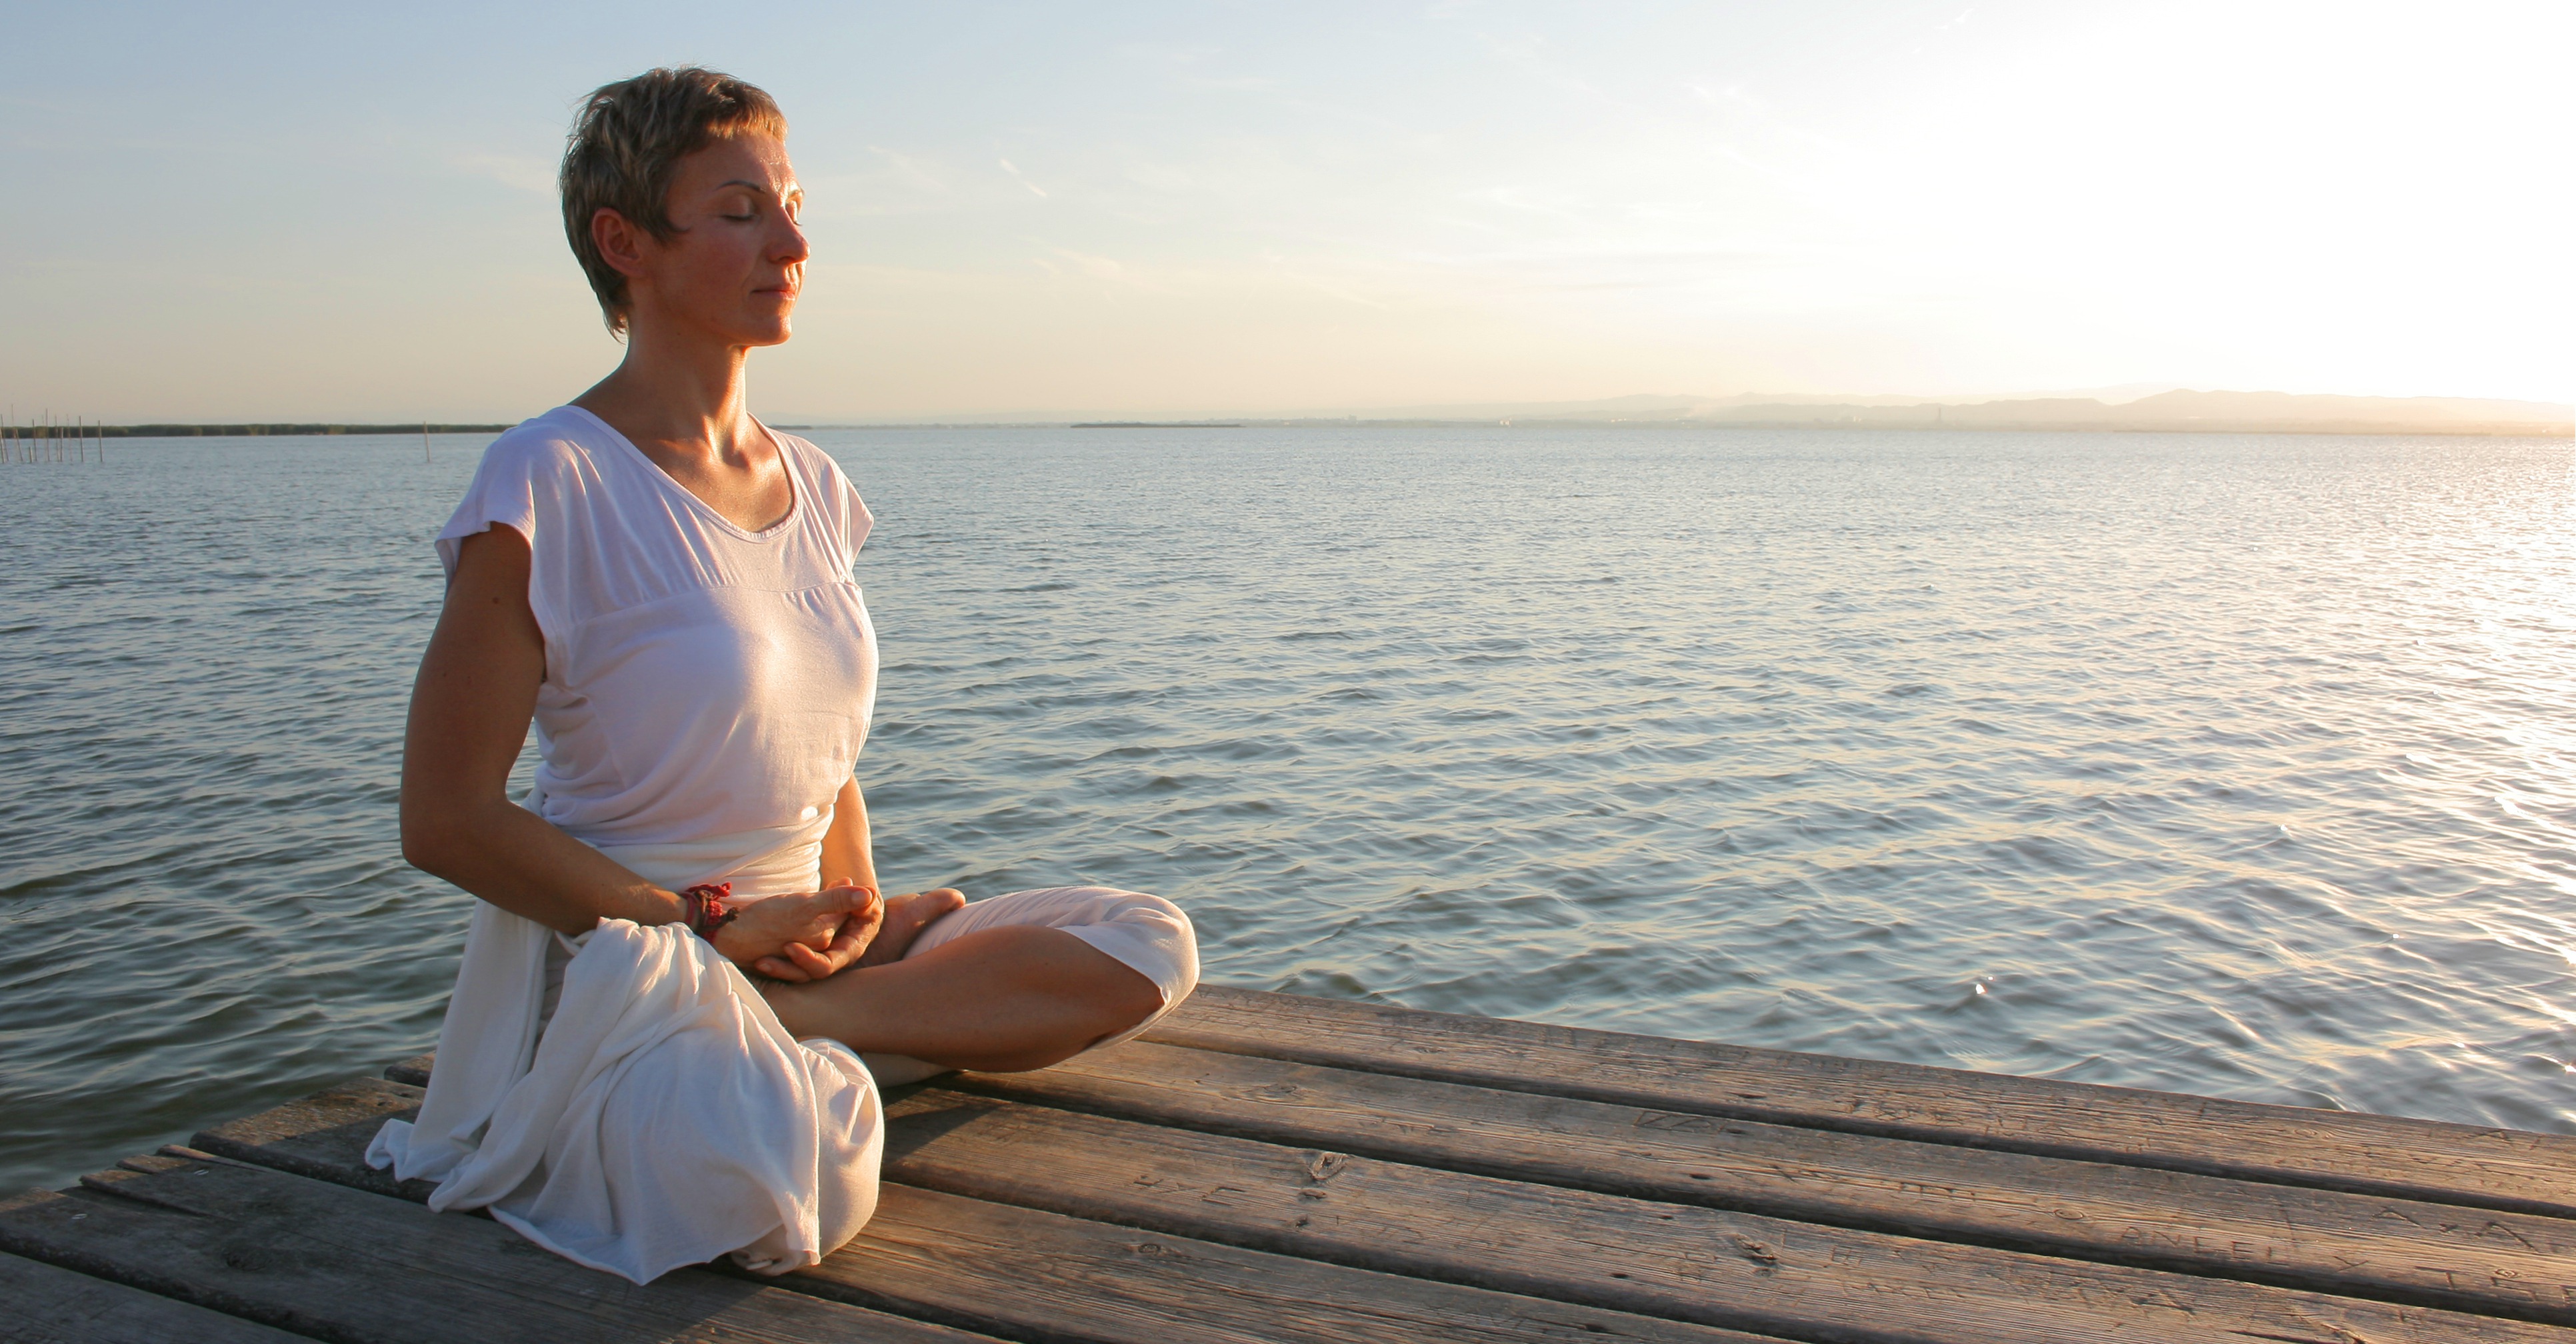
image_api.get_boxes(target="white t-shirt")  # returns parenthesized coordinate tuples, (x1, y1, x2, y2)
(436, 405, 877, 899)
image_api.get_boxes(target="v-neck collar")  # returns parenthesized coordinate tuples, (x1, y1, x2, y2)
(563, 404, 801, 542)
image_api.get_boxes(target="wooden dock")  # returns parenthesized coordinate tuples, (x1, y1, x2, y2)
(7, 985, 2573, 1343)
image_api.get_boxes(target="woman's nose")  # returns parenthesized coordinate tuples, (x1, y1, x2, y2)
(773, 213, 811, 265)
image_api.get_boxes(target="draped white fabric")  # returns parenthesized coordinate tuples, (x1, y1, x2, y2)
(365, 883, 1195, 1283)
(365, 906, 880, 1283)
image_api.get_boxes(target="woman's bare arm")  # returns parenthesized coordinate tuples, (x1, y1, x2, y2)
(817, 777, 877, 895)
(399, 526, 871, 967)
(399, 526, 667, 933)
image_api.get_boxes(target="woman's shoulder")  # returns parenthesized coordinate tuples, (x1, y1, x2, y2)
(769, 429, 875, 559)
(437, 408, 635, 574)
(472, 406, 619, 485)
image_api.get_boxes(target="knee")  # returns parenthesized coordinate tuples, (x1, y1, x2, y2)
(1121, 890, 1191, 940)
(1113, 891, 1197, 1007)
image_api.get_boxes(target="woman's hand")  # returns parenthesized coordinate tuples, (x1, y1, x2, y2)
(708, 882, 882, 983)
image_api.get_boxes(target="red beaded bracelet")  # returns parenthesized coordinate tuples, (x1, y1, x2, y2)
(679, 882, 737, 940)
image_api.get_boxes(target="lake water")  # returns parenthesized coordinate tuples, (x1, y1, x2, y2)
(3, 425, 2572, 1192)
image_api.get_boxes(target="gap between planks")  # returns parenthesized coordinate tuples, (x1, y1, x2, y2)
(401, 983, 2576, 1217)
(167, 1080, 1797, 1344)
(949, 1038, 2576, 1324)
(1142, 988, 2576, 1219)
(183, 1065, 2576, 1344)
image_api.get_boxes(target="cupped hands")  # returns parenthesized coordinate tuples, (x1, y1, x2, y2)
(707, 881, 882, 983)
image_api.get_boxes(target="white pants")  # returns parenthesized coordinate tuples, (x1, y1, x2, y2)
(542, 884, 1199, 1063)
(857, 885, 1200, 1085)
(383, 885, 1196, 1283)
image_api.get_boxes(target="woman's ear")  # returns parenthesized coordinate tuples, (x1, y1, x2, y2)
(590, 207, 650, 281)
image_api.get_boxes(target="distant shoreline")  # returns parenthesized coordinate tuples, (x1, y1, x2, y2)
(18, 417, 2569, 441)
(21, 389, 2569, 441)
(812, 418, 2573, 437)
(15, 423, 515, 439)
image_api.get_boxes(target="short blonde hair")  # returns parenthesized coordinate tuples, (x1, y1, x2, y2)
(559, 67, 788, 335)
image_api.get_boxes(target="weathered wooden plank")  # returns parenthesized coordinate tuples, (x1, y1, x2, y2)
(880, 1087, 2574, 1344)
(0, 1251, 308, 1344)
(191, 1077, 435, 1201)
(383, 1054, 432, 1087)
(815, 1184, 1801, 1344)
(952, 1039, 2576, 1322)
(197, 1075, 1797, 1344)
(1143, 986, 2576, 1217)
(0, 1161, 993, 1344)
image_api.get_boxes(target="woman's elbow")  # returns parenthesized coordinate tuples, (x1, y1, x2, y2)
(398, 792, 473, 879)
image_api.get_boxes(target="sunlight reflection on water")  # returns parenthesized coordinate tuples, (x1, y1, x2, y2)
(1, 425, 2571, 1190)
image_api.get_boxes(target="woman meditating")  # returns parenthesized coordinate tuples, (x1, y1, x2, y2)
(367, 67, 1196, 1282)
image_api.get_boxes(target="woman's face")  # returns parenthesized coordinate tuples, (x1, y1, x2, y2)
(620, 132, 807, 347)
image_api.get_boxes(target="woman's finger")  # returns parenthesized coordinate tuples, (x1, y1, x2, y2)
(756, 955, 809, 983)
(785, 941, 839, 976)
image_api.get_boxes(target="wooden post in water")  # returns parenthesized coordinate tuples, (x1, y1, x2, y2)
(423, 423, 431, 463)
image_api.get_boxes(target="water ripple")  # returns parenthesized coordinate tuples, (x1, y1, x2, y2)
(3, 427, 2573, 1191)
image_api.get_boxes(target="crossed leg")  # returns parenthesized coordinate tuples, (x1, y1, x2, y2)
(759, 886, 1195, 1075)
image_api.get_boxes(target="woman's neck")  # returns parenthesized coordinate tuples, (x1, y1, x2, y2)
(573, 319, 759, 465)
(570, 320, 794, 532)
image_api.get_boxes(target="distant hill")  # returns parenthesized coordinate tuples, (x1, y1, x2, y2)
(1291, 389, 2571, 436)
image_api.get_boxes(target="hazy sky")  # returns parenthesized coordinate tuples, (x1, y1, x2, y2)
(3, 1, 2566, 421)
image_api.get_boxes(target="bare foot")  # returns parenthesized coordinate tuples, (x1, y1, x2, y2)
(855, 888, 967, 968)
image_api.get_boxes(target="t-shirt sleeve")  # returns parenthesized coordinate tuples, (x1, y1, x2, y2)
(845, 480, 874, 561)
(435, 430, 549, 579)
(797, 439, 872, 568)
(431, 425, 585, 651)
